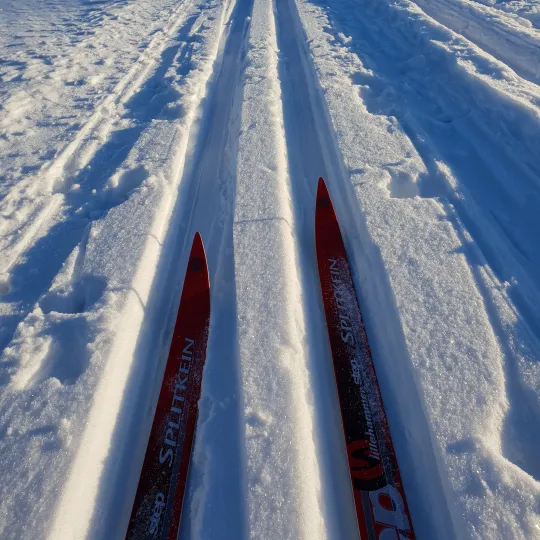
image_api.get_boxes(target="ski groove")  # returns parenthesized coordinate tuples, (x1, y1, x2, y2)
(275, 0, 455, 536)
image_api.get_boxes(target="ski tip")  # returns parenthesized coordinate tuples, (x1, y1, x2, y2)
(193, 231, 203, 249)
(191, 231, 205, 256)
(188, 232, 208, 279)
(316, 177, 332, 210)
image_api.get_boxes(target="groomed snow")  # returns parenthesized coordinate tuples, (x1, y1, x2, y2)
(1, 0, 540, 538)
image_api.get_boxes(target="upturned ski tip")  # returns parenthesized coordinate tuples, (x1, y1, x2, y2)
(316, 176, 331, 203)
(317, 176, 328, 196)
(190, 231, 205, 259)
(187, 232, 209, 285)
(316, 177, 337, 224)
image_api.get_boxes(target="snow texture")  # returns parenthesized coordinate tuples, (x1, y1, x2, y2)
(1, 0, 540, 537)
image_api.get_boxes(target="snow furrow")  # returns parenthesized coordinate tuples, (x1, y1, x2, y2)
(296, 0, 540, 536)
(166, 0, 252, 535)
(0, 0, 239, 537)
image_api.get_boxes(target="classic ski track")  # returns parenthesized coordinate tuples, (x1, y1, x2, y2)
(295, 0, 540, 535)
(7, 0, 245, 538)
(97, 0, 253, 536)
(271, 0, 365, 537)
(273, 0, 452, 537)
(2, 0, 540, 536)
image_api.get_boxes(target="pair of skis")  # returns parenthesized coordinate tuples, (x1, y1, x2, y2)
(125, 178, 415, 539)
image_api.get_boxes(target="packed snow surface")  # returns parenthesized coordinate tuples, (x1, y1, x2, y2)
(1, 0, 540, 537)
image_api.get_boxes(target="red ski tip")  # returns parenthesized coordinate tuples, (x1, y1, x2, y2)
(188, 232, 209, 285)
(317, 177, 328, 198)
(316, 176, 336, 220)
(125, 230, 210, 540)
(190, 231, 205, 263)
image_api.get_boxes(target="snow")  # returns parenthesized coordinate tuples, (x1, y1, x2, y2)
(1, 0, 540, 537)
(295, 0, 540, 536)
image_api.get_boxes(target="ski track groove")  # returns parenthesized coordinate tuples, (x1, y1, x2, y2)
(0, 0, 244, 537)
(174, 0, 251, 535)
(90, 0, 253, 537)
(274, 0, 455, 537)
(272, 0, 362, 537)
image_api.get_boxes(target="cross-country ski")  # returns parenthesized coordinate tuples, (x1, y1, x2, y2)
(126, 233, 210, 540)
(2, 0, 540, 537)
(315, 178, 414, 539)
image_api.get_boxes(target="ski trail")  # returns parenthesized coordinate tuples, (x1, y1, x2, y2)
(0, 1, 240, 538)
(272, 0, 361, 536)
(172, 0, 252, 536)
(274, 0, 463, 537)
(93, 0, 254, 537)
(296, 0, 540, 535)
(2, 0, 539, 536)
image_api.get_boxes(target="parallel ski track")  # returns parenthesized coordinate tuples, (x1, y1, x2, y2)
(272, 1, 359, 537)
(21, 0, 249, 537)
(172, 0, 252, 534)
(273, 0, 452, 537)
(101, 0, 254, 536)
(302, 0, 540, 524)
(4, 0, 540, 536)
